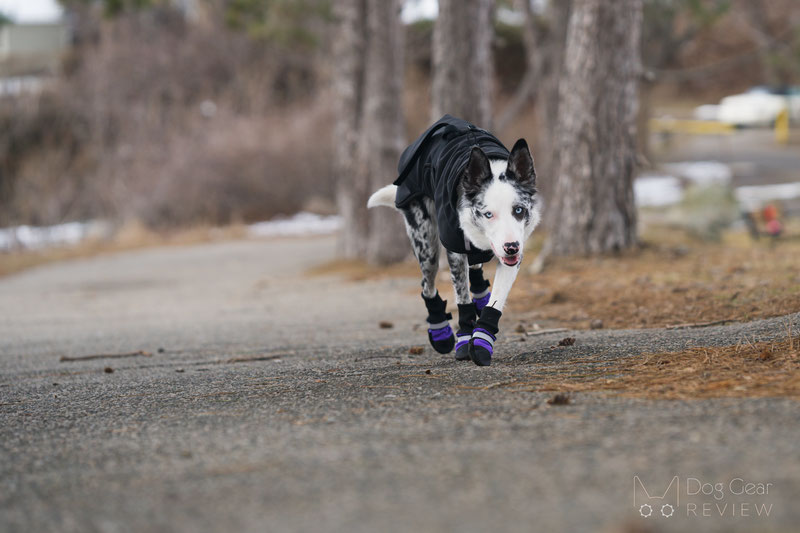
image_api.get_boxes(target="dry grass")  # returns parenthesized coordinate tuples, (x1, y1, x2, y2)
(507, 324, 800, 400)
(508, 230, 800, 330)
(309, 228, 800, 331)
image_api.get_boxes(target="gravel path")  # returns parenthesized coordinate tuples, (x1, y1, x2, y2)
(1, 235, 798, 533)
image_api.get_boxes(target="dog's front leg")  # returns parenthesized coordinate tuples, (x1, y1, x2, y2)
(487, 261, 520, 312)
(468, 262, 520, 366)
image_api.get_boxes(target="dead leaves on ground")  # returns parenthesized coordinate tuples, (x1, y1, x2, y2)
(547, 393, 571, 405)
(509, 329, 800, 400)
(508, 237, 800, 330)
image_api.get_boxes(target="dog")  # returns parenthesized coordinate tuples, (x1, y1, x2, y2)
(368, 115, 540, 366)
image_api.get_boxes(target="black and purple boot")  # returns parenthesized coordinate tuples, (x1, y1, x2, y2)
(469, 306, 502, 366)
(469, 267, 491, 313)
(455, 303, 478, 361)
(423, 292, 456, 354)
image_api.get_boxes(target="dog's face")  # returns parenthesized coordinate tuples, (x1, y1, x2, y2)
(458, 139, 540, 267)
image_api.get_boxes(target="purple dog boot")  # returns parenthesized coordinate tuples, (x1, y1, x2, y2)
(455, 303, 478, 361)
(469, 306, 502, 366)
(423, 292, 456, 354)
(428, 321, 455, 353)
(469, 267, 491, 312)
(471, 289, 491, 313)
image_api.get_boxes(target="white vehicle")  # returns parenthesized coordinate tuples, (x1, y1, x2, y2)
(713, 86, 800, 127)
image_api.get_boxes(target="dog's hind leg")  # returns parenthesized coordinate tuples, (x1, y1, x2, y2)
(401, 198, 455, 354)
(468, 264, 491, 313)
(447, 252, 477, 361)
(401, 198, 439, 298)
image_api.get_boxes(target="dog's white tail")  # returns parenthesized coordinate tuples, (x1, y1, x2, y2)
(367, 184, 398, 209)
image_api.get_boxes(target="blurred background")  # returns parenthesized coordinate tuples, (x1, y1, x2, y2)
(1, 0, 799, 269)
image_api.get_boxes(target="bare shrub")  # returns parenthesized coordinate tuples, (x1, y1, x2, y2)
(136, 101, 334, 228)
(1, 4, 333, 229)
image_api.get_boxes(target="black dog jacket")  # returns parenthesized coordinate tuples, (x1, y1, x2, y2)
(393, 115, 509, 265)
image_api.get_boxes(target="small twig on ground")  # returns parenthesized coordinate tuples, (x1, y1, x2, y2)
(60, 350, 152, 362)
(526, 328, 569, 337)
(225, 355, 283, 364)
(665, 319, 735, 330)
(483, 380, 520, 390)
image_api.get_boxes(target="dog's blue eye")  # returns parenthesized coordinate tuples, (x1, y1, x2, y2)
(514, 207, 524, 215)
(484, 212, 493, 219)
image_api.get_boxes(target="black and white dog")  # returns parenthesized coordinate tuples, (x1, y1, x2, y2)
(368, 115, 540, 366)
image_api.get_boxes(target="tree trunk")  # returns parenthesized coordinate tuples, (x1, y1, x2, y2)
(542, 0, 642, 256)
(332, 0, 368, 258)
(362, 0, 408, 264)
(432, 0, 495, 127)
(534, 0, 571, 203)
(332, 0, 407, 263)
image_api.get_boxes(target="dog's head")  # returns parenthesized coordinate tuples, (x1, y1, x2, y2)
(458, 139, 540, 267)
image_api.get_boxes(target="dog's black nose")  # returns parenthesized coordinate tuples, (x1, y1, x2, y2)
(503, 241, 520, 256)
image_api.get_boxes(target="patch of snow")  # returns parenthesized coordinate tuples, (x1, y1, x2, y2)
(401, 0, 437, 23)
(735, 182, 800, 212)
(496, 7, 524, 26)
(635, 161, 736, 208)
(0, 0, 62, 23)
(664, 161, 732, 187)
(693, 104, 720, 121)
(248, 212, 342, 238)
(0, 220, 109, 251)
(664, 161, 733, 186)
(0, 76, 46, 97)
(634, 175, 683, 207)
(401, 0, 546, 24)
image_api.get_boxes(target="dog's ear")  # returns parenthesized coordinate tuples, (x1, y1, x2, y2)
(463, 146, 492, 197)
(507, 139, 536, 190)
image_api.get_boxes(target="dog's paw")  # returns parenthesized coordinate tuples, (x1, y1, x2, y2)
(468, 327, 495, 366)
(454, 332, 472, 360)
(427, 323, 456, 354)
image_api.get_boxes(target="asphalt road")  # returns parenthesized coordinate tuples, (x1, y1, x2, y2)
(1, 235, 798, 533)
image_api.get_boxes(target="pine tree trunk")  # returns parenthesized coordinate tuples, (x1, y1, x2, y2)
(542, 0, 642, 256)
(332, 0, 407, 263)
(362, 0, 408, 264)
(332, 0, 368, 258)
(432, 0, 495, 127)
(534, 0, 571, 202)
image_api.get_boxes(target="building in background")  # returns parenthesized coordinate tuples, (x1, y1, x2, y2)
(0, 0, 66, 94)
(0, 21, 68, 76)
